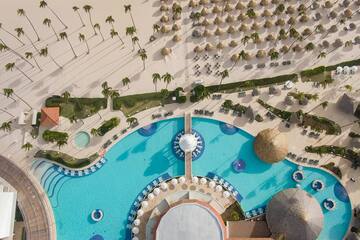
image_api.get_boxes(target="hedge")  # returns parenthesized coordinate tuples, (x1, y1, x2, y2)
(206, 74, 298, 93)
(97, 117, 120, 136)
(300, 66, 326, 78)
(42, 130, 68, 143)
(35, 150, 98, 168)
(326, 58, 360, 71)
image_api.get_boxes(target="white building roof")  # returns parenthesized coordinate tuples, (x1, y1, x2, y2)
(0, 191, 17, 239)
(179, 134, 197, 152)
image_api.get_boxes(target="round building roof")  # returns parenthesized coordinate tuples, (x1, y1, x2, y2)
(179, 134, 197, 152)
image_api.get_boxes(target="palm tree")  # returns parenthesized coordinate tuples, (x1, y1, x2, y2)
(40, 47, 62, 68)
(62, 91, 70, 103)
(22, 142, 33, 151)
(15, 27, 40, 54)
(110, 29, 124, 44)
(139, 50, 147, 70)
(162, 72, 174, 89)
(0, 121, 12, 132)
(94, 23, 104, 41)
(73, 6, 85, 27)
(59, 32, 77, 58)
(17, 9, 40, 41)
(43, 18, 59, 41)
(39, 1, 67, 29)
(241, 35, 250, 46)
(3, 88, 32, 109)
(317, 51, 326, 59)
(5, 62, 33, 82)
(122, 77, 131, 89)
(83, 5, 96, 35)
(25, 52, 41, 70)
(126, 117, 138, 127)
(124, 4, 136, 27)
(0, 39, 34, 68)
(126, 26, 137, 50)
(219, 69, 229, 89)
(90, 128, 99, 136)
(109, 90, 120, 99)
(78, 33, 89, 54)
(105, 16, 115, 28)
(132, 36, 139, 51)
(152, 73, 161, 92)
(56, 139, 67, 149)
(0, 23, 25, 46)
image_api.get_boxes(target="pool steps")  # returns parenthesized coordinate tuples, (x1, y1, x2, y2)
(56, 157, 107, 177)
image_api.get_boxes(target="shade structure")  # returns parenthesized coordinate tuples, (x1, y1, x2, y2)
(137, 209, 144, 217)
(179, 176, 186, 184)
(153, 188, 161, 196)
(132, 227, 139, 234)
(266, 188, 324, 240)
(148, 193, 155, 200)
(179, 134, 198, 152)
(171, 178, 178, 185)
(133, 219, 140, 226)
(192, 176, 199, 183)
(141, 201, 149, 208)
(253, 128, 288, 163)
(215, 185, 223, 192)
(209, 181, 216, 188)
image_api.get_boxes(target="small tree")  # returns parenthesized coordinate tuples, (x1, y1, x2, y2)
(39, 1, 67, 29)
(22, 142, 33, 151)
(59, 32, 77, 58)
(73, 6, 85, 27)
(78, 33, 90, 54)
(0, 121, 12, 132)
(83, 5, 96, 35)
(152, 73, 161, 92)
(122, 77, 131, 89)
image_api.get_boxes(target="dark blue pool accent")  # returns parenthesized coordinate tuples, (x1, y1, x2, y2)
(219, 122, 239, 135)
(138, 123, 157, 136)
(125, 172, 172, 240)
(90, 234, 104, 240)
(172, 129, 205, 161)
(206, 172, 243, 202)
(334, 182, 350, 202)
(232, 159, 246, 173)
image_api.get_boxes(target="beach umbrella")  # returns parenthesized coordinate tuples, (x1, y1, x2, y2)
(193, 46, 204, 53)
(179, 176, 186, 183)
(217, 42, 225, 50)
(351, 66, 358, 74)
(205, 43, 215, 51)
(215, 185, 223, 192)
(343, 66, 350, 74)
(133, 219, 141, 226)
(132, 227, 139, 234)
(223, 191, 230, 198)
(153, 188, 161, 196)
(192, 176, 199, 183)
(161, 47, 172, 56)
(141, 201, 148, 208)
(160, 15, 170, 23)
(171, 178, 178, 185)
(209, 181, 216, 188)
(212, 6, 221, 14)
(203, 29, 212, 37)
(336, 66, 343, 74)
(148, 193, 155, 200)
(172, 34, 181, 42)
(137, 209, 144, 217)
(172, 24, 180, 31)
(132, 237, 139, 240)
(200, 178, 207, 185)
(160, 182, 168, 190)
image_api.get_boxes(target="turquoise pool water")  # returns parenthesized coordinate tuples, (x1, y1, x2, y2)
(74, 131, 91, 149)
(39, 117, 351, 240)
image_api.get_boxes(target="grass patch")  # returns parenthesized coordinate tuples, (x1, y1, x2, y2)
(221, 201, 245, 223)
(35, 150, 98, 168)
(45, 96, 107, 120)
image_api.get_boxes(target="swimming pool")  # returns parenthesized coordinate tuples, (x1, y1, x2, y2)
(37, 117, 351, 240)
(74, 131, 91, 149)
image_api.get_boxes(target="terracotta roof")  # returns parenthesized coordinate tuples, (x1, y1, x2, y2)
(41, 107, 60, 127)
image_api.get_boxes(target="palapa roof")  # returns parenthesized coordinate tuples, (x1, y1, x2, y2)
(266, 188, 324, 240)
(194, 46, 204, 53)
(161, 47, 172, 56)
(253, 128, 288, 163)
(41, 107, 60, 127)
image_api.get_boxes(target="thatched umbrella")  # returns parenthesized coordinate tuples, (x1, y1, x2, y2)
(192, 29, 202, 38)
(160, 25, 171, 33)
(160, 15, 170, 23)
(299, 15, 309, 23)
(235, 2, 245, 10)
(200, 0, 209, 5)
(231, 53, 240, 62)
(251, 23, 260, 31)
(201, 8, 209, 16)
(266, 34, 275, 42)
(264, 20, 273, 28)
(344, 9, 352, 18)
(212, 6, 221, 14)
(312, 2, 320, 9)
(248, 0, 256, 8)
(205, 43, 215, 51)
(227, 26, 236, 34)
(322, 40, 330, 48)
(286, 6, 295, 14)
(302, 28, 312, 37)
(214, 16, 223, 25)
(226, 15, 235, 23)
(324, 1, 333, 8)
(292, 45, 303, 53)
(237, 13, 247, 21)
(329, 11, 337, 19)
(172, 34, 181, 42)
(224, 3, 233, 12)
(201, 19, 210, 26)
(261, 9, 271, 18)
(287, 17, 296, 25)
(188, 0, 198, 8)
(256, 50, 266, 59)
(333, 39, 343, 48)
(203, 29, 212, 37)
(229, 40, 238, 48)
(271, 0, 280, 4)
(253, 128, 288, 163)
(280, 45, 289, 53)
(239, 24, 249, 32)
(266, 188, 324, 240)
(275, 19, 286, 27)
(160, 4, 169, 11)
(193, 45, 204, 53)
(161, 47, 172, 56)
(172, 23, 180, 31)
(217, 42, 225, 50)
(214, 28, 224, 36)
(260, 0, 269, 6)
(284, 95, 294, 105)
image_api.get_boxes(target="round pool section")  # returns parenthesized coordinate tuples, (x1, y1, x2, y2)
(155, 202, 225, 240)
(74, 131, 90, 149)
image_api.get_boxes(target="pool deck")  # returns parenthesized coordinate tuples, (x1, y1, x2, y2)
(0, 155, 56, 240)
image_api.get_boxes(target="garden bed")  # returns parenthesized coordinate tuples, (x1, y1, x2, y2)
(96, 117, 120, 136)
(35, 150, 98, 168)
(221, 201, 245, 223)
(222, 100, 247, 113)
(42, 130, 68, 143)
(45, 96, 107, 120)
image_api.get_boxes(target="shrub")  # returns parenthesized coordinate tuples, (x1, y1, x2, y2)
(255, 114, 264, 122)
(349, 132, 360, 138)
(176, 96, 187, 103)
(97, 117, 120, 136)
(300, 66, 326, 78)
(35, 150, 98, 168)
(321, 162, 342, 179)
(42, 130, 68, 143)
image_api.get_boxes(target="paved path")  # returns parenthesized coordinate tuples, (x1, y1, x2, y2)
(0, 155, 56, 240)
(184, 113, 193, 180)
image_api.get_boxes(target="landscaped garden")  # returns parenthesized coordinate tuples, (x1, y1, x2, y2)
(35, 150, 98, 168)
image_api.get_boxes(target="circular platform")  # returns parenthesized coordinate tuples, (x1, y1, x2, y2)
(172, 130, 205, 160)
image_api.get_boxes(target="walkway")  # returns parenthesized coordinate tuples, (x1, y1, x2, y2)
(0, 155, 55, 240)
(184, 113, 192, 180)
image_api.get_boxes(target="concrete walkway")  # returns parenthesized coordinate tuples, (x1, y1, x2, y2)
(184, 113, 192, 180)
(0, 155, 55, 240)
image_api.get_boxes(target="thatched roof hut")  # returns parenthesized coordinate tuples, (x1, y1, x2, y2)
(229, 40, 238, 48)
(239, 24, 249, 32)
(160, 4, 169, 11)
(214, 16, 223, 25)
(226, 15, 235, 23)
(227, 26, 236, 34)
(212, 6, 221, 14)
(266, 188, 324, 240)
(237, 13, 247, 21)
(188, 0, 198, 8)
(172, 23, 180, 31)
(193, 45, 204, 53)
(224, 3, 233, 12)
(248, 0, 256, 8)
(214, 28, 224, 36)
(203, 29, 212, 37)
(161, 47, 172, 56)
(256, 50, 266, 59)
(201, 19, 210, 26)
(216, 42, 225, 50)
(235, 2, 245, 10)
(262, 9, 272, 18)
(160, 25, 171, 33)
(201, 8, 209, 16)
(205, 43, 215, 51)
(172, 34, 181, 42)
(253, 128, 288, 163)
(231, 53, 240, 62)
(160, 15, 170, 23)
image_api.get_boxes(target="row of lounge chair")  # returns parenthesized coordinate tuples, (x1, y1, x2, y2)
(245, 206, 266, 219)
(244, 61, 292, 70)
(194, 109, 214, 116)
(206, 172, 243, 202)
(212, 94, 222, 100)
(287, 152, 319, 166)
(57, 158, 107, 177)
(152, 111, 174, 120)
